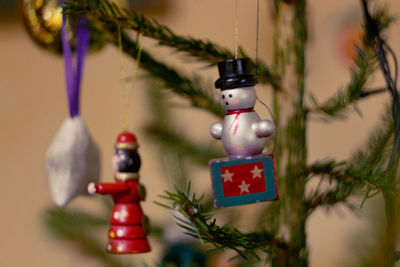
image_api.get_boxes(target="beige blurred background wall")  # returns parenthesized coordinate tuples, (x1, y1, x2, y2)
(0, 0, 399, 266)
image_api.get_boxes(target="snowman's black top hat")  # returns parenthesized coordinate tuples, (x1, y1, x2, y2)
(215, 58, 258, 90)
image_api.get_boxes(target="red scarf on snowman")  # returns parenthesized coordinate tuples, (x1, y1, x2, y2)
(226, 108, 254, 135)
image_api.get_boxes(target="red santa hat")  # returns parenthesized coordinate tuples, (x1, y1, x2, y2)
(115, 131, 138, 150)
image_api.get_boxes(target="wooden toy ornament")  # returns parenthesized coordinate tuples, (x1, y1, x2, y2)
(87, 30, 151, 254)
(88, 132, 151, 254)
(209, 58, 279, 208)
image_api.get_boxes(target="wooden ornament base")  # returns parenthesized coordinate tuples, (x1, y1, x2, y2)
(209, 153, 279, 208)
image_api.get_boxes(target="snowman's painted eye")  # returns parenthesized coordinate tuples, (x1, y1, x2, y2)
(222, 95, 225, 99)
(229, 94, 232, 98)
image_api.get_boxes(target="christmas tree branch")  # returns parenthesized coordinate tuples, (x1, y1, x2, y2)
(63, 0, 281, 89)
(157, 184, 288, 260)
(305, 160, 382, 191)
(309, 48, 377, 118)
(361, 3, 400, 264)
(306, 190, 358, 213)
(144, 83, 224, 167)
(352, 105, 394, 169)
(309, 8, 394, 119)
(306, 104, 395, 211)
(86, 18, 225, 117)
(362, 1, 400, 173)
(145, 122, 224, 167)
(304, 159, 383, 212)
(45, 207, 109, 227)
(44, 208, 132, 267)
(394, 251, 400, 262)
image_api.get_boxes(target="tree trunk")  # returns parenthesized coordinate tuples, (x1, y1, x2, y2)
(272, 0, 308, 266)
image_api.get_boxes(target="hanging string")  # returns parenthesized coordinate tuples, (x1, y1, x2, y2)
(117, 27, 143, 130)
(256, 96, 276, 151)
(254, 1, 274, 125)
(125, 34, 143, 130)
(117, 26, 126, 129)
(234, 0, 239, 59)
(256, 96, 276, 125)
(255, 0, 260, 74)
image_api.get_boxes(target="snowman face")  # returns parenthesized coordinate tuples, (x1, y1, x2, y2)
(220, 86, 256, 110)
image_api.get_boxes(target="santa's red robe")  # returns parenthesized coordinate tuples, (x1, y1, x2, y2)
(94, 179, 150, 254)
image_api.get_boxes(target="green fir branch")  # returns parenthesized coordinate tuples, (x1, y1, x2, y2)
(304, 159, 384, 211)
(62, 0, 281, 89)
(305, 105, 394, 211)
(366, 6, 396, 37)
(83, 17, 224, 117)
(145, 122, 224, 167)
(44, 208, 132, 267)
(360, 3, 400, 264)
(310, 9, 394, 119)
(394, 251, 400, 262)
(157, 184, 287, 259)
(146, 85, 222, 209)
(44, 207, 109, 227)
(306, 189, 358, 213)
(348, 104, 397, 215)
(305, 159, 383, 191)
(352, 105, 394, 170)
(310, 47, 377, 119)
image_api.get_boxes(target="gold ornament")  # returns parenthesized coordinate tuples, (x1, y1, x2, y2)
(19, 0, 104, 54)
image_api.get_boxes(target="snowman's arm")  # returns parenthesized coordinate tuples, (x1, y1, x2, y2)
(253, 120, 275, 138)
(210, 122, 223, 139)
(88, 182, 129, 195)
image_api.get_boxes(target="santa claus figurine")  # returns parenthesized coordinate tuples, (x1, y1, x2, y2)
(88, 132, 151, 254)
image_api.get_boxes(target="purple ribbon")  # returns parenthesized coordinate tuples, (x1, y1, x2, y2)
(60, 6, 90, 118)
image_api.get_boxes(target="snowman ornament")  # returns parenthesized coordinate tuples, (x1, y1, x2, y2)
(209, 58, 279, 208)
(211, 59, 274, 156)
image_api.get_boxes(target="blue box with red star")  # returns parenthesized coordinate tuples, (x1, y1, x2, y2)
(209, 154, 279, 208)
